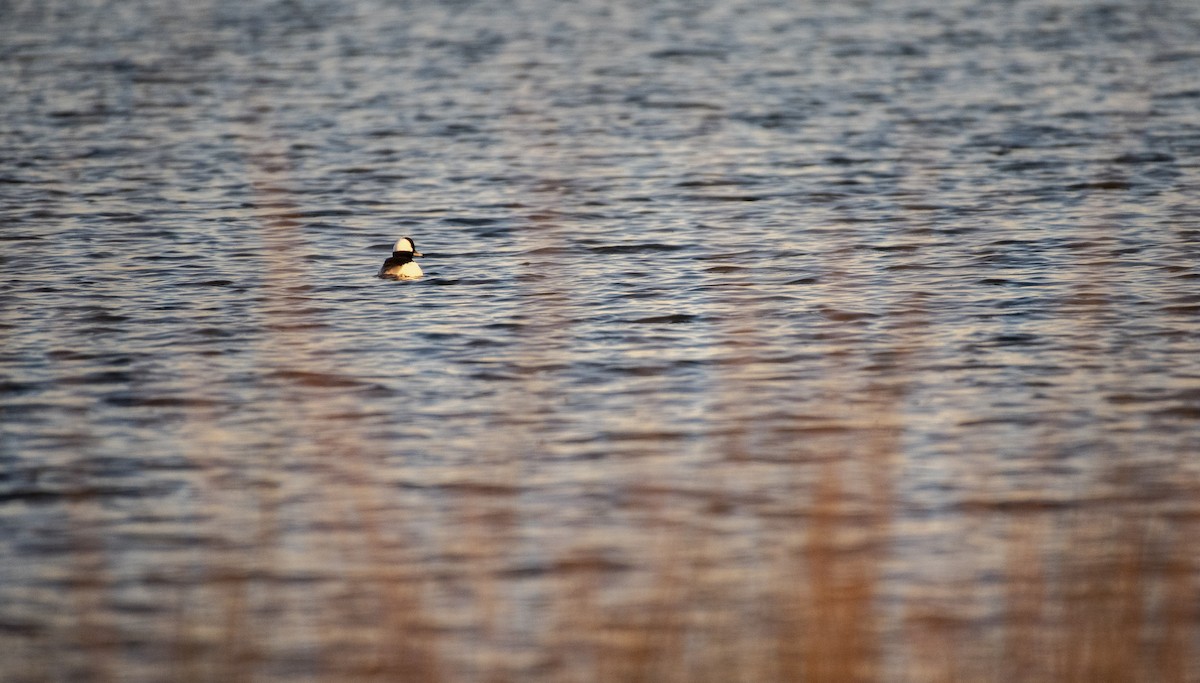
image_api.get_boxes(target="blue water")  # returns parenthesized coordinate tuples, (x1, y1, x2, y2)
(2, 0, 1199, 679)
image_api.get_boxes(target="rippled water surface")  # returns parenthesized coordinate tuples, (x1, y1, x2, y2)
(3, 0, 1200, 680)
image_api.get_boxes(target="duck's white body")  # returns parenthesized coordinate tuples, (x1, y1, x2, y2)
(382, 260, 423, 279)
(379, 237, 424, 280)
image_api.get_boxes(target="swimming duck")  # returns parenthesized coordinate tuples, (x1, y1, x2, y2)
(378, 237, 424, 280)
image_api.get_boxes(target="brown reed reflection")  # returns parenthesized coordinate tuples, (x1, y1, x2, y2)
(138, 167, 1196, 682)
(10, 152, 1190, 683)
(249, 145, 442, 681)
(5, 0, 1200, 680)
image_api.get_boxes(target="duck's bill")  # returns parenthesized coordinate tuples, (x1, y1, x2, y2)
(413, 251, 423, 257)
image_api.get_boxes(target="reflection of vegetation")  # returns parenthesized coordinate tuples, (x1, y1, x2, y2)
(995, 515, 1195, 683)
(21, 432, 1197, 682)
(18, 242, 1193, 683)
(5, 126, 1197, 683)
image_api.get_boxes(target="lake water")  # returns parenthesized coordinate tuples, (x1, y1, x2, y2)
(2, 0, 1199, 680)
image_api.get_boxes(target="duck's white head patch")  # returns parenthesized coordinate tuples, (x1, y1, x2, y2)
(393, 237, 416, 253)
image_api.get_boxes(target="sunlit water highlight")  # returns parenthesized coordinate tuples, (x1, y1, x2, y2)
(2, 0, 1199, 680)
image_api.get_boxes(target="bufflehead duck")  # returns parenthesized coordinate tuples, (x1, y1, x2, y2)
(379, 236, 424, 280)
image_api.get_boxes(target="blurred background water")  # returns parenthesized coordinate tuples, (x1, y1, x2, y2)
(2, 0, 1199, 680)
